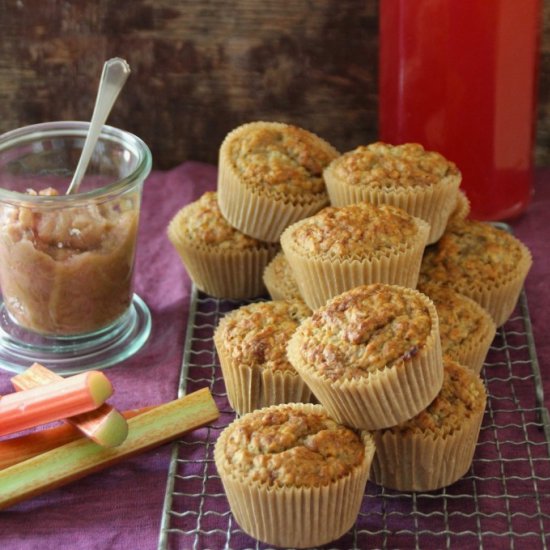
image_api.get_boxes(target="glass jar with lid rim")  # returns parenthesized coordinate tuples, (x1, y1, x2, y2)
(0, 121, 152, 374)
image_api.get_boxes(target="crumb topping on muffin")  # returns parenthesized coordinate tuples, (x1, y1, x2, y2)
(418, 282, 493, 355)
(227, 122, 338, 199)
(387, 359, 486, 437)
(168, 191, 268, 250)
(285, 202, 421, 258)
(221, 405, 365, 487)
(295, 284, 433, 381)
(217, 300, 311, 372)
(420, 220, 528, 287)
(328, 142, 460, 188)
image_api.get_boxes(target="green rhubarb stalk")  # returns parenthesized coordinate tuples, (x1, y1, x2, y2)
(0, 387, 219, 510)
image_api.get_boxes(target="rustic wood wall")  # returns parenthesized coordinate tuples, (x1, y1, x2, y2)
(0, 0, 548, 170)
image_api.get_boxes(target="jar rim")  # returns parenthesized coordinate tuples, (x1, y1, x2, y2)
(0, 121, 152, 204)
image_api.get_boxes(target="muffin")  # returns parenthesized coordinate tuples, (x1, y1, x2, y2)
(418, 282, 496, 374)
(217, 121, 339, 242)
(214, 300, 314, 414)
(214, 403, 376, 548)
(370, 358, 487, 491)
(280, 201, 429, 310)
(262, 251, 304, 302)
(167, 191, 279, 299)
(287, 283, 443, 430)
(419, 219, 532, 326)
(323, 142, 461, 243)
(448, 189, 471, 224)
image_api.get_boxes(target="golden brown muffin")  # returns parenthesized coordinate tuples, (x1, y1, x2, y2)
(280, 202, 429, 310)
(217, 121, 339, 242)
(262, 251, 304, 302)
(447, 189, 471, 224)
(323, 142, 461, 243)
(287, 283, 443, 430)
(370, 358, 487, 491)
(419, 219, 532, 326)
(167, 191, 279, 299)
(418, 282, 496, 373)
(214, 403, 376, 548)
(214, 300, 314, 414)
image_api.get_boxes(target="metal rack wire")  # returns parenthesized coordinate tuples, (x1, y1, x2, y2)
(158, 286, 550, 550)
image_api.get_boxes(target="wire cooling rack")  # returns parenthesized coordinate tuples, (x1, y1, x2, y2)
(157, 286, 550, 550)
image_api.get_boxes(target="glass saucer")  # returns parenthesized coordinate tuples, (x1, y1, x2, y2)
(0, 294, 151, 375)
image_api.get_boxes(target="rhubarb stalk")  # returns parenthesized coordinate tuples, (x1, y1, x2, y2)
(0, 406, 153, 470)
(0, 370, 112, 437)
(12, 363, 128, 448)
(0, 387, 219, 510)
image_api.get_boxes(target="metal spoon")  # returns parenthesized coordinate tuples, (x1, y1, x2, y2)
(66, 58, 131, 195)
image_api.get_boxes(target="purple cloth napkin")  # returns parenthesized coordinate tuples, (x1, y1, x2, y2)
(0, 162, 548, 550)
(0, 162, 216, 550)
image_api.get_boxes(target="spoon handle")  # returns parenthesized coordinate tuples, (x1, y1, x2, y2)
(66, 58, 131, 195)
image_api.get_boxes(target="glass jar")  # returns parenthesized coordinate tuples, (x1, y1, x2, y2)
(379, 0, 541, 221)
(0, 121, 152, 374)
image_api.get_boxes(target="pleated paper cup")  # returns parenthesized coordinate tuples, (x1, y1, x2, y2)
(214, 333, 315, 414)
(324, 161, 461, 244)
(167, 225, 279, 299)
(443, 305, 496, 374)
(281, 217, 430, 311)
(217, 122, 337, 243)
(420, 221, 533, 328)
(445, 319, 495, 375)
(455, 246, 532, 328)
(370, 362, 487, 491)
(418, 283, 497, 374)
(286, 287, 444, 431)
(214, 404, 376, 548)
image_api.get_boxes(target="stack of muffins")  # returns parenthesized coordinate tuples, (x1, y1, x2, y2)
(167, 122, 532, 549)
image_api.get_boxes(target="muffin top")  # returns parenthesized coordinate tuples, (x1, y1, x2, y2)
(167, 191, 269, 250)
(263, 252, 303, 301)
(419, 220, 530, 288)
(294, 284, 433, 381)
(385, 359, 486, 437)
(326, 142, 460, 189)
(418, 282, 495, 356)
(218, 404, 366, 487)
(224, 122, 338, 202)
(282, 202, 425, 259)
(215, 300, 311, 372)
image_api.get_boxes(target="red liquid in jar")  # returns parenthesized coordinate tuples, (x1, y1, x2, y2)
(379, 0, 541, 221)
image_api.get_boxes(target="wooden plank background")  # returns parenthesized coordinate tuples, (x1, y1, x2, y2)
(0, 0, 548, 169)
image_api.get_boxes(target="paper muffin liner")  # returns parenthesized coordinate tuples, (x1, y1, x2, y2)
(167, 229, 279, 299)
(217, 123, 335, 243)
(324, 162, 461, 244)
(450, 242, 532, 328)
(262, 252, 304, 302)
(214, 403, 376, 548)
(281, 217, 430, 310)
(443, 304, 496, 374)
(214, 334, 315, 414)
(370, 395, 486, 491)
(287, 290, 444, 431)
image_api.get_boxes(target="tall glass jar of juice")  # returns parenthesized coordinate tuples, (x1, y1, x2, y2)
(379, 0, 541, 221)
